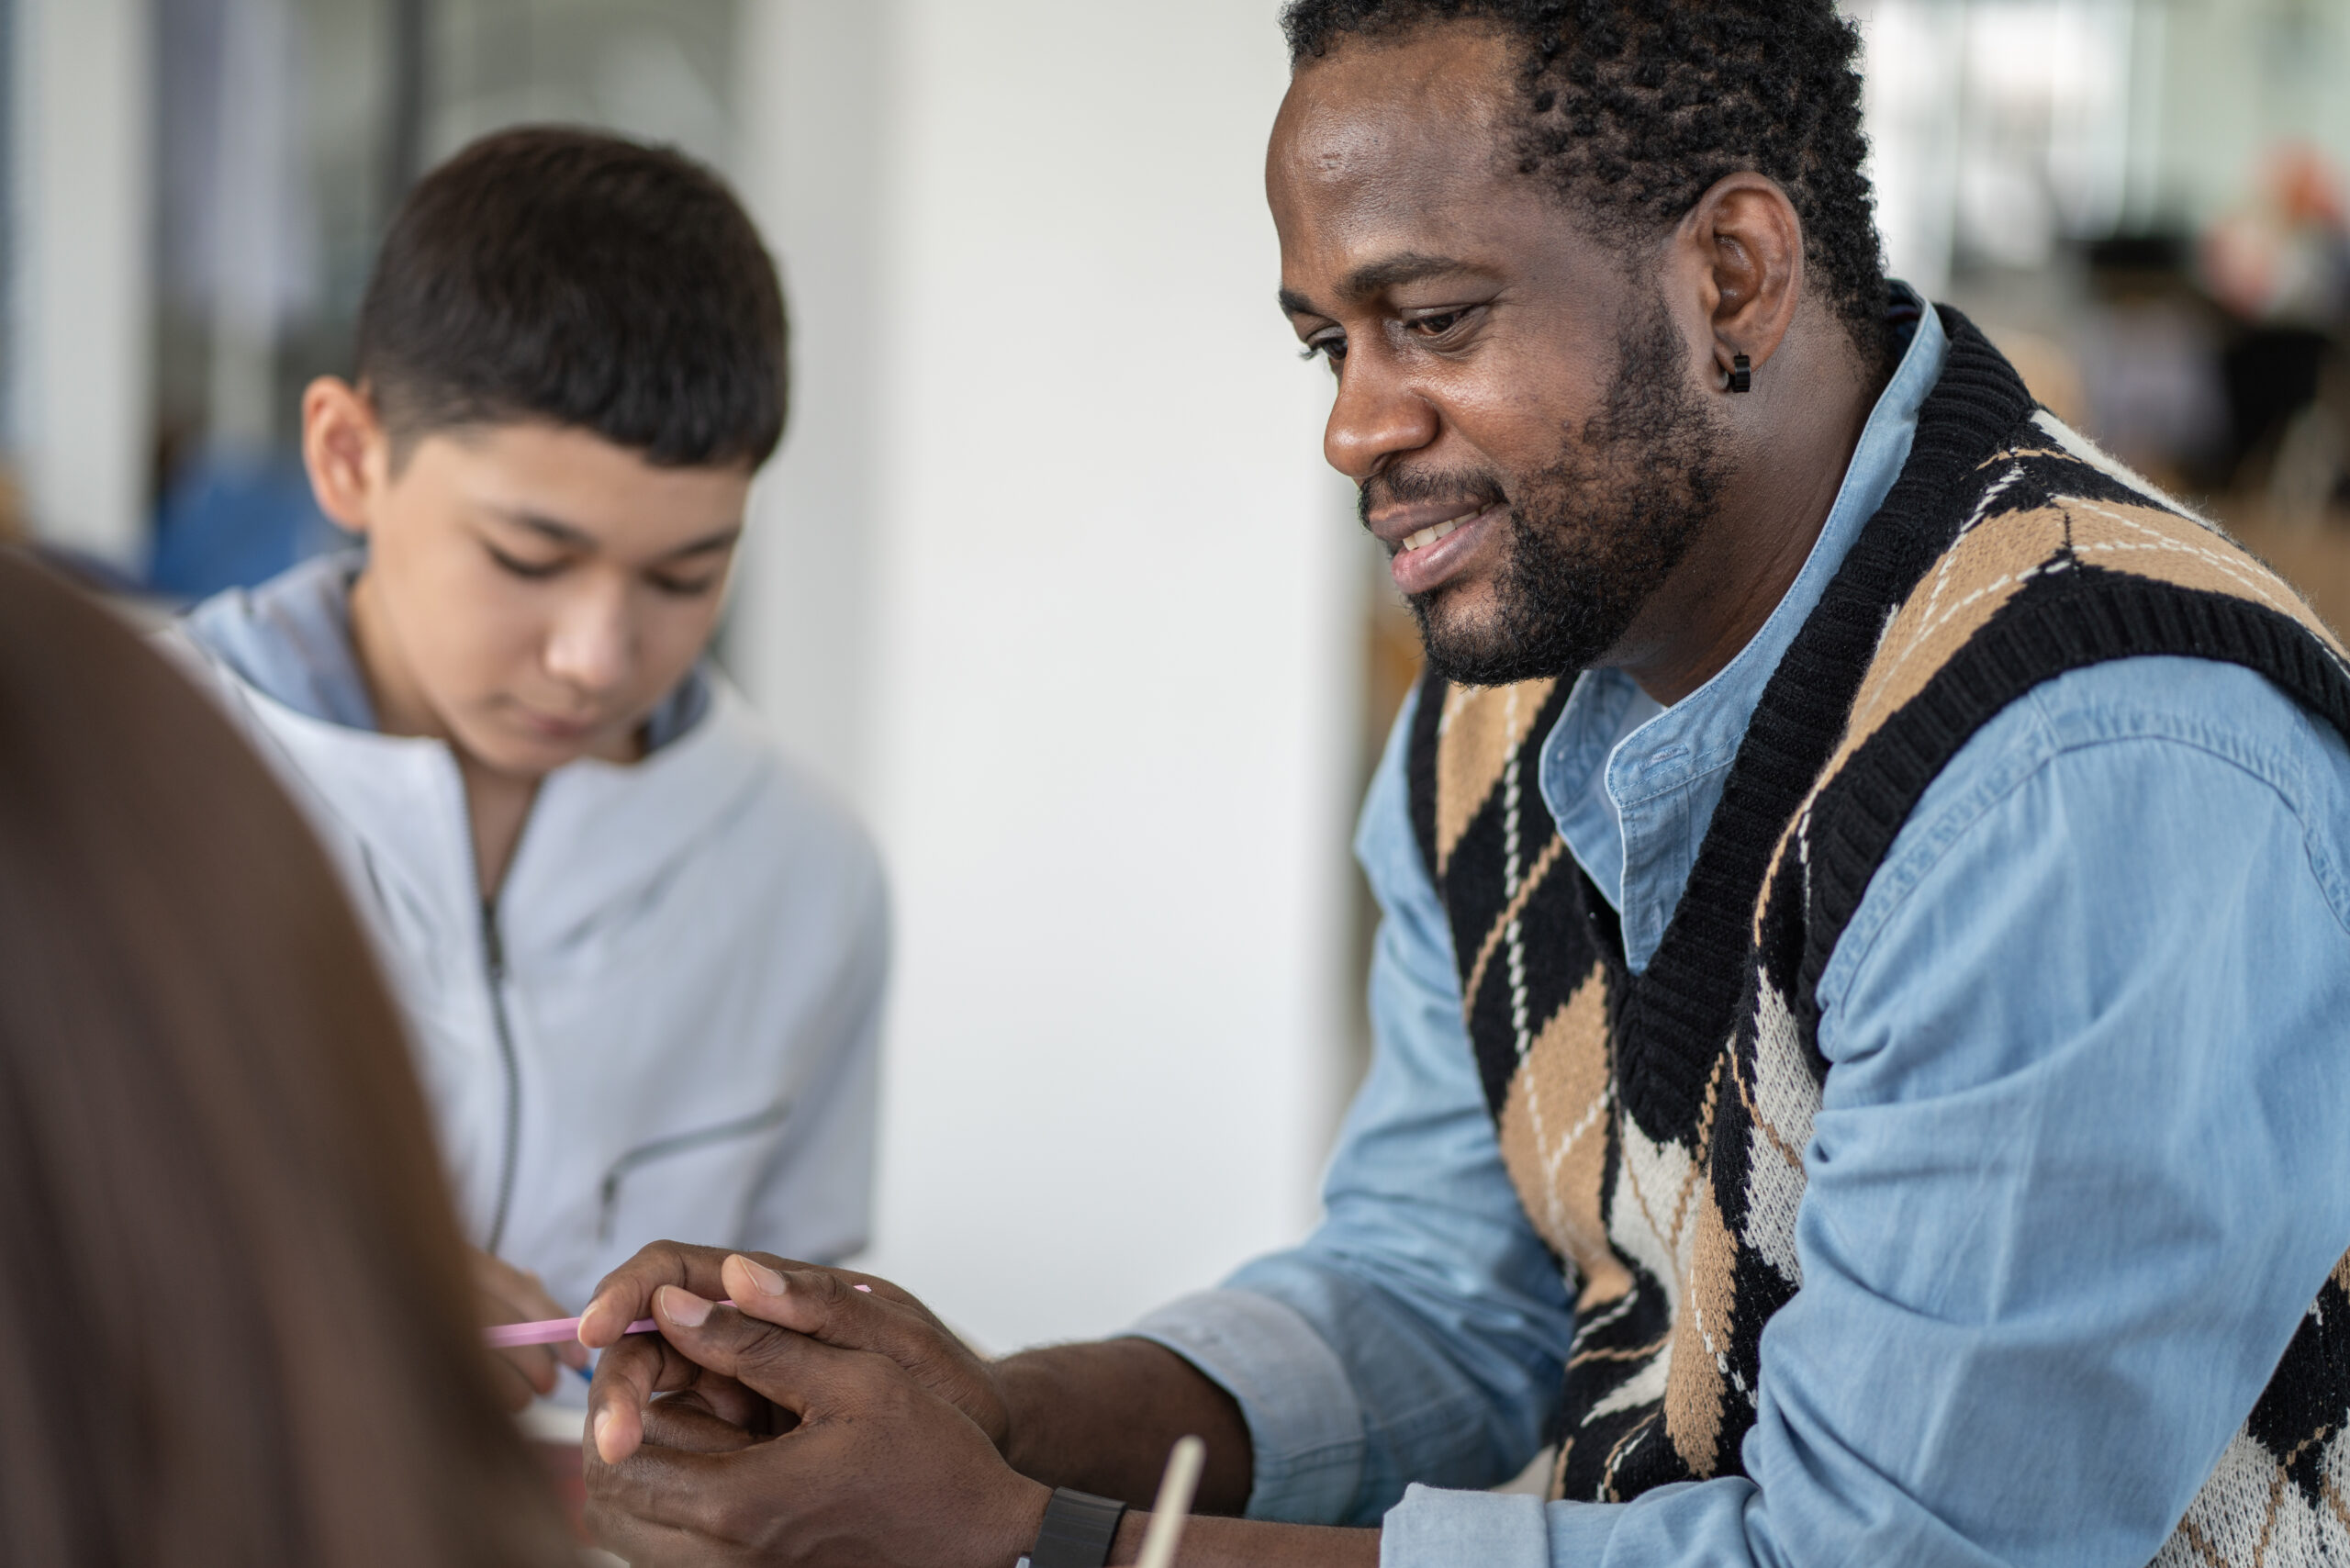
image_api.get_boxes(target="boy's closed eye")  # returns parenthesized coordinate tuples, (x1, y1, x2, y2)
(646, 568, 724, 598)
(486, 538, 725, 599)
(487, 542, 570, 581)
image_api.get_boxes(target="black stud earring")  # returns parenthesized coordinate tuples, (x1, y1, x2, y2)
(1727, 353, 1752, 394)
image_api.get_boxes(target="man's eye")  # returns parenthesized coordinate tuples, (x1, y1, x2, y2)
(488, 545, 565, 580)
(648, 571, 722, 599)
(1300, 334, 1348, 365)
(1409, 310, 1465, 337)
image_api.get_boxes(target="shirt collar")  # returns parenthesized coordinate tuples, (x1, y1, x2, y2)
(1539, 287, 1949, 969)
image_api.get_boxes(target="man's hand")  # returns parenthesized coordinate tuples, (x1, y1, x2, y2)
(473, 1248, 587, 1412)
(581, 1246, 1007, 1463)
(583, 1282, 1047, 1568)
(582, 1249, 1369, 1566)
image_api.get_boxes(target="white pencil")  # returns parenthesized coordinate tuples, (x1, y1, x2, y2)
(1135, 1435, 1207, 1568)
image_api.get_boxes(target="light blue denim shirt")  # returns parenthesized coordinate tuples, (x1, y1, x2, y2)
(1135, 305, 2350, 1567)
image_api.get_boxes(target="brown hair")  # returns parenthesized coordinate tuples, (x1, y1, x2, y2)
(358, 125, 788, 469)
(0, 551, 574, 1566)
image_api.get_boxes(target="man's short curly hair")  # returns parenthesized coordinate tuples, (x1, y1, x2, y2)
(1281, 0, 1891, 368)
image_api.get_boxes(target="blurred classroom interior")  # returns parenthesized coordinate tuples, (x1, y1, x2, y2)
(6, 0, 2350, 1355)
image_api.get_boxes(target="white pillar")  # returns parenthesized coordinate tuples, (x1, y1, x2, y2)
(728, 0, 891, 805)
(11, 0, 153, 566)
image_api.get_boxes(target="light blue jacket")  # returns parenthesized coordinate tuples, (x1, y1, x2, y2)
(1137, 306, 2350, 1567)
(172, 557, 889, 1329)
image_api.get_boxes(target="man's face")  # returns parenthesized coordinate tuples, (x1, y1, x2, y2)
(1269, 27, 1730, 685)
(346, 420, 749, 778)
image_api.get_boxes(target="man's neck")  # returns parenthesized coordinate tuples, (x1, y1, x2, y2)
(1613, 331, 1889, 707)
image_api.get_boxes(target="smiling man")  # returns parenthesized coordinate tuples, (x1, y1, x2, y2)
(576, 6, 2350, 1566)
(168, 129, 887, 1417)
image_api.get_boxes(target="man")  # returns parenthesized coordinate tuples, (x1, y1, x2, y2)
(573, 4, 2350, 1565)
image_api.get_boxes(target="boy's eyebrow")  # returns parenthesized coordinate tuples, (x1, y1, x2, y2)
(494, 509, 743, 559)
(659, 525, 744, 560)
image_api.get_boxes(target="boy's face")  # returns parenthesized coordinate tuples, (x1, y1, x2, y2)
(304, 379, 751, 778)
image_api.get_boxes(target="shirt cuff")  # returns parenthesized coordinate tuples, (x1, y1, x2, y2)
(1127, 1287, 1368, 1523)
(1381, 1484, 1550, 1568)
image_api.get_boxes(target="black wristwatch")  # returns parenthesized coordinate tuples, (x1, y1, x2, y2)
(1016, 1486, 1127, 1568)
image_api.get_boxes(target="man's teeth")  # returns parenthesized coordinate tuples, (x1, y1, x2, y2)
(1403, 518, 1464, 552)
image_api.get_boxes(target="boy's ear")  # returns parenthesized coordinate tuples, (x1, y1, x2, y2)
(302, 377, 391, 537)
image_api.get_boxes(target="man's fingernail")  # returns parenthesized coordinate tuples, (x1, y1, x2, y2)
(740, 1258, 788, 1297)
(593, 1406, 617, 1460)
(659, 1285, 712, 1327)
(853, 1283, 873, 1293)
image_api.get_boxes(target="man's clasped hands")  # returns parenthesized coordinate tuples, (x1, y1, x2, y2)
(578, 1246, 1147, 1568)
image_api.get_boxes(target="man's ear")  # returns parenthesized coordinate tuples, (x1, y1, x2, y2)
(301, 376, 390, 537)
(1679, 174, 1804, 389)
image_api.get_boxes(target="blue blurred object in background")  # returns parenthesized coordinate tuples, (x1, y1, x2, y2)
(146, 452, 340, 603)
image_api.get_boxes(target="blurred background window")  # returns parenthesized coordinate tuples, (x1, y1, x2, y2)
(143, 0, 740, 601)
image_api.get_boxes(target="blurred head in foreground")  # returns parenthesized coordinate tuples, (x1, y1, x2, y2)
(0, 553, 573, 1566)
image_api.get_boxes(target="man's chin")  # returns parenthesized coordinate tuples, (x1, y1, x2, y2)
(1411, 593, 1539, 689)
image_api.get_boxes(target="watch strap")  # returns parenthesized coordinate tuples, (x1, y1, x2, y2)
(1027, 1486, 1127, 1568)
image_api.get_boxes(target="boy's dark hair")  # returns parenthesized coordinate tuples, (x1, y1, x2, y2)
(1281, 0, 1892, 368)
(357, 127, 788, 469)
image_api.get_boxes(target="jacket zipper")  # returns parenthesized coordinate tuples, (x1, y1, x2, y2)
(480, 899, 523, 1256)
(597, 1099, 792, 1244)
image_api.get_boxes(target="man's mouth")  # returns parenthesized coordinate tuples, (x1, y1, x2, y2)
(1402, 517, 1468, 552)
(1380, 500, 1505, 596)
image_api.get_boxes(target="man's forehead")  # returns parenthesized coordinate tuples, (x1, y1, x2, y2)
(1270, 28, 1537, 302)
(1273, 26, 1516, 187)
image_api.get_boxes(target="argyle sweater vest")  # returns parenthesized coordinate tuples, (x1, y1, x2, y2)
(1405, 311, 2350, 1563)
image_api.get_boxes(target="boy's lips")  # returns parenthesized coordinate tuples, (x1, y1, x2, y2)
(1374, 500, 1506, 596)
(511, 705, 602, 745)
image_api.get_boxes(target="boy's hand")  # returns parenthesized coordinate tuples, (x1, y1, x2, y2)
(473, 1247, 588, 1411)
(580, 1246, 1008, 1464)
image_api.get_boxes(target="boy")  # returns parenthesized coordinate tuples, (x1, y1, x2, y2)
(168, 128, 887, 1410)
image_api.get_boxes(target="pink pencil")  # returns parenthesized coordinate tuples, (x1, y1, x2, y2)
(485, 1284, 870, 1348)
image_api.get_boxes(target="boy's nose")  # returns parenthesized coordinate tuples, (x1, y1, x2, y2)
(543, 584, 633, 698)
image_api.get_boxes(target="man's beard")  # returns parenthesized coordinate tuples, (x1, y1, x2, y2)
(1371, 296, 1733, 688)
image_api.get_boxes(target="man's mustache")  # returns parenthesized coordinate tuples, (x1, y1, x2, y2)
(1358, 467, 1509, 528)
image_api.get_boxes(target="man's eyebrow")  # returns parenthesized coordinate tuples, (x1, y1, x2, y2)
(1288, 252, 1484, 318)
(1340, 252, 1483, 298)
(492, 509, 742, 559)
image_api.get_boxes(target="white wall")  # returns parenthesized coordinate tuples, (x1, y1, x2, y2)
(731, 0, 1362, 1354)
(10, 0, 153, 564)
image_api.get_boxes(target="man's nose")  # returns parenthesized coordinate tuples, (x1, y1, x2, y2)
(543, 578, 633, 696)
(1324, 355, 1439, 483)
